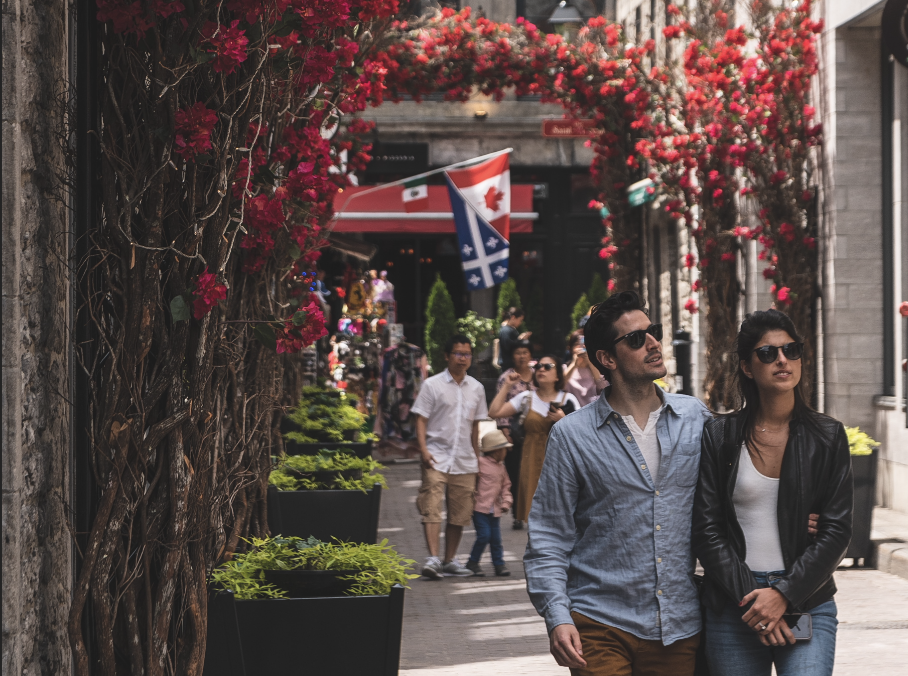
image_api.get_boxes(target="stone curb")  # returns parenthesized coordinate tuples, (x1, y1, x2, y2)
(871, 539, 908, 581)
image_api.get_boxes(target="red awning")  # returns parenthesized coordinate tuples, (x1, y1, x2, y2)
(332, 184, 536, 234)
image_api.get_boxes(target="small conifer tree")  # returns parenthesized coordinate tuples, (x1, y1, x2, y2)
(587, 273, 609, 306)
(570, 292, 591, 333)
(425, 274, 458, 374)
(496, 278, 523, 323)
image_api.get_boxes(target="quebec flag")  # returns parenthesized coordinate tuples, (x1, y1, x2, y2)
(444, 174, 510, 291)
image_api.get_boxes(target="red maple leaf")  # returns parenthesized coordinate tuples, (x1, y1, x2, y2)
(484, 186, 505, 212)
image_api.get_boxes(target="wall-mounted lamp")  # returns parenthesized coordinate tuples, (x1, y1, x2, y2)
(474, 110, 489, 120)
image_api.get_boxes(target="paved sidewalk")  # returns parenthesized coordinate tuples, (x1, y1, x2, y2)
(378, 463, 908, 676)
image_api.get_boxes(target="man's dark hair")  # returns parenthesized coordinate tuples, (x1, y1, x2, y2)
(444, 334, 474, 355)
(584, 290, 649, 375)
(507, 307, 525, 319)
(512, 338, 532, 354)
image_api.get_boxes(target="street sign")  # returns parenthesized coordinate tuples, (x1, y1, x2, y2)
(541, 119, 596, 138)
(627, 178, 656, 207)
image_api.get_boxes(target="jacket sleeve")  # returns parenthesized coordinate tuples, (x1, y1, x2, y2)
(500, 467, 513, 511)
(524, 425, 579, 633)
(692, 419, 757, 603)
(773, 422, 854, 609)
(495, 373, 511, 430)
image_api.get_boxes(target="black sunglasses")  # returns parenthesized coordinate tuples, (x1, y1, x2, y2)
(612, 324, 663, 350)
(752, 342, 804, 364)
(534, 362, 556, 371)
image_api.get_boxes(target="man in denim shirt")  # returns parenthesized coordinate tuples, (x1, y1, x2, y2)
(525, 291, 711, 675)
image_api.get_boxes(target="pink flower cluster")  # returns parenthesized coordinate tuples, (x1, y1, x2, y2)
(174, 103, 218, 161)
(192, 268, 227, 320)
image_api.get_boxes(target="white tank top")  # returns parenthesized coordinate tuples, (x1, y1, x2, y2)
(733, 443, 786, 572)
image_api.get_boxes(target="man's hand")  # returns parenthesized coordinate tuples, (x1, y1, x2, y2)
(740, 587, 788, 636)
(421, 452, 436, 469)
(550, 624, 587, 669)
(808, 512, 819, 536)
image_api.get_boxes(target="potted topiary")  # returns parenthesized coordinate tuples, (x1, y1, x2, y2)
(204, 536, 416, 676)
(267, 451, 387, 544)
(282, 386, 375, 457)
(845, 426, 880, 562)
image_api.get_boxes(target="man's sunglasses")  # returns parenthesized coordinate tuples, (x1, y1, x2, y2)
(752, 342, 804, 364)
(612, 324, 663, 350)
(534, 362, 556, 371)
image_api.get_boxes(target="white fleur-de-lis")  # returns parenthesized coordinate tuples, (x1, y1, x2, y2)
(462, 244, 474, 257)
(486, 236, 499, 249)
(493, 265, 507, 278)
(468, 274, 482, 287)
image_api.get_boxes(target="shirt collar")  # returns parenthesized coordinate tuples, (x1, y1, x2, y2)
(594, 383, 677, 427)
(443, 369, 454, 383)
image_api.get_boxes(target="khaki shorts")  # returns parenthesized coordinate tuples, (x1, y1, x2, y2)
(416, 466, 477, 527)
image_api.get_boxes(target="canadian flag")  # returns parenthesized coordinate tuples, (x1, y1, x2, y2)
(445, 152, 512, 239)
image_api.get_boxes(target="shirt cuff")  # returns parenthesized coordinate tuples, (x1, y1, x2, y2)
(544, 604, 575, 634)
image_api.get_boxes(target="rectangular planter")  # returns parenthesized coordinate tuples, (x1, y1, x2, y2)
(284, 440, 374, 458)
(204, 585, 405, 676)
(267, 484, 382, 544)
(846, 448, 879, 562)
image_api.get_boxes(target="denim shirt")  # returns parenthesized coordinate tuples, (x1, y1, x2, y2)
(524, 388, 712, 645)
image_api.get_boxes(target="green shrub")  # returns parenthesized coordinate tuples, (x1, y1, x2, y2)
(210, 536, 418, 599)
(424, 274, 457, 374)
(285, 386, 366, 444)
(496, 277, 523, 323)
(846, 426, 878, 456)
(456, 311, 496, 356)
(587, 273, 609, 306)
(570, 292, 590, 333)
(269, 451, 387, 492)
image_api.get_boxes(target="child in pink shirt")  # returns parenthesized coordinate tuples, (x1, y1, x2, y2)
(466, 430, 514, 577)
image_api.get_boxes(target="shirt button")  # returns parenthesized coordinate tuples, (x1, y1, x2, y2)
(641, 464, 646, 470)
(657, 557, 662, 563)
(656, 525, 661, 531)
(626, 435, 633, 442)
(657, 590, 663, 596)
(606, 420, 611, 425)
(655, 490, 660, 496)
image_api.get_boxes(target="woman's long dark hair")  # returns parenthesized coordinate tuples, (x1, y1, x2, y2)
(532, 354, 565, 391)
(730, 309, 826, 454)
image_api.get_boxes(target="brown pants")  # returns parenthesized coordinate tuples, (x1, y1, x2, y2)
(570, 612, 700, 676)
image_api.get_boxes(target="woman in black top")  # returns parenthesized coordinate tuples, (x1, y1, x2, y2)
(693, 309, 853, 676)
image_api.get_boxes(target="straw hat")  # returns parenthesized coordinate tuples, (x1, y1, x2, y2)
(480, 429, 513, 453)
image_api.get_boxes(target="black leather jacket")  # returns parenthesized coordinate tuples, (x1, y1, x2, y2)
(692, 411, 853, 614)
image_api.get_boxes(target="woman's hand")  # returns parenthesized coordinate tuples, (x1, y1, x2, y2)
(504, 370, 522, 386)
(547, 407, 566, 422)
(573, 347, 590, 369)
(758, 619, 796, 647)
(740, 587, 789, 636)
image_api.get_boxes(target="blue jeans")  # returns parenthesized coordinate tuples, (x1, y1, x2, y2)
(705, 571, 838, 676)
(468, 512, 504, 567)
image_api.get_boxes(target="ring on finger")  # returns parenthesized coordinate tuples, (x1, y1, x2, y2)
(759, 623, 767, 631)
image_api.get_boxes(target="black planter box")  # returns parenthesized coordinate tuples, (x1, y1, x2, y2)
(846, 448, 879, 561)
(204, 585, 405, 676)
(284, 440, 374, 458)
(267, 484, 382, 544)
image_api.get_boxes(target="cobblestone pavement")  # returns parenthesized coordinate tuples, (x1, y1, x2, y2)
(378, 463, 908, 675)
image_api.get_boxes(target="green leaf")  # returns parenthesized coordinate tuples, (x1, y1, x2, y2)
(287, 242, 301, 260)
(170, 295, 191, 322)
(291, 310, 308, 326)
(255, 166, 278, 186)
(253, 324, 277, 351)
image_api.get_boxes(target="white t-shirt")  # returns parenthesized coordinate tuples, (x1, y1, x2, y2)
(411, 369, 489, 474)
(622, 404, 665, 483)
(734, 443, 786, 572)
(510, 390, 581, 419)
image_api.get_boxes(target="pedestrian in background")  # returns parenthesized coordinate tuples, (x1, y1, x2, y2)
(466, 430, 514, 578)
(498, 307, 531, 372)
(694, 309, 852, 676)
(495, 338, 535, 530)
(412, 335, 489, 579)
(489, 355, 579, 524)
(563, 330, 608, 407)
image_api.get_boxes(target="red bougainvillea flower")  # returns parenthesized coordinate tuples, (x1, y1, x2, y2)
(721, 252, 736, 262)
(275, 300, 328, 353)
(776, 286, 792, 305)
(684, 253, 697, 269)
(200, 21, 249, 74)
(192, 268, 227, 319)
(174, 102, 218, 161)
(685, 298, 699, 314)
(899, 301, 908, 318)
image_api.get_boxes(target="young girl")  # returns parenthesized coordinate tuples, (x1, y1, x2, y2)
(466, 430, 514, 577)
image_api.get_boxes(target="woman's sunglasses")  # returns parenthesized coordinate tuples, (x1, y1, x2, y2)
(752, 342, 804, 364)
(612, 324, 663, 350)
(534, 362, 556, 371)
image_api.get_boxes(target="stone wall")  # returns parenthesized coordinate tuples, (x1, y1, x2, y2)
(2, 0, 73, 671)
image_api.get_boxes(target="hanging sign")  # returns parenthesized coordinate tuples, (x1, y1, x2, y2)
(542, 119, 596, 138)
(627, 178, 657, 207)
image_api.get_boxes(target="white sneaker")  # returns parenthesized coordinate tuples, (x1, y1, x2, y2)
(442, 557, 474, 577)
(422, 556, 443, 580)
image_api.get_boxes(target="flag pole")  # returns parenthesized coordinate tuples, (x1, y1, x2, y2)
(329, 147, 513, 222)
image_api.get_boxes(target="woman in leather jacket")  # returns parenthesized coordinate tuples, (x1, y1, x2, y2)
(692, 309, 853, 676)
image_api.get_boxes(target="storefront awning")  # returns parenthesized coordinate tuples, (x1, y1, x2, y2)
(332, 185, 536, 234)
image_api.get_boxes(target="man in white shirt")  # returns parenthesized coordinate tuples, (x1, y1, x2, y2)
(412, 334, 489, 579)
